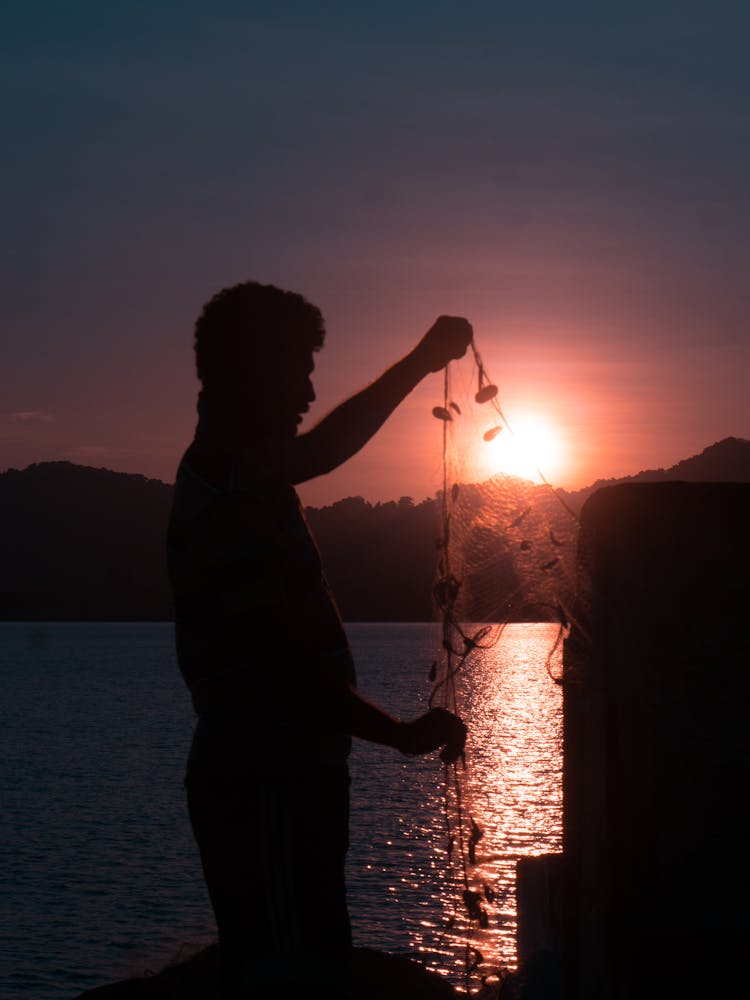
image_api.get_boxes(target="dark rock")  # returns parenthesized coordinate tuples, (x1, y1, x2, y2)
(72, 944, 459, 999)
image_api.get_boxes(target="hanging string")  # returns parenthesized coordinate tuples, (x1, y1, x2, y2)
(428, 335, 589, 992)
(430, 344, 501, 994)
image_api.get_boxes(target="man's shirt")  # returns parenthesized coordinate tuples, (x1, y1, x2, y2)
(167, 436, 355, 764)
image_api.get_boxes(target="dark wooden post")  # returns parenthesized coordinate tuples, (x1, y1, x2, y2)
(562, 483, 750, 998)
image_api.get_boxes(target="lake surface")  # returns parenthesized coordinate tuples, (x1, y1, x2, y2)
(0, 622, 563, 999)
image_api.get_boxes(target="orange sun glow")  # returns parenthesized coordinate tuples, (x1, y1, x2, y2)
(477, 412, 568, 484)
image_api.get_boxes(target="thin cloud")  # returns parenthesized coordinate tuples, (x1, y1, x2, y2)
(62, 446, 113, 460)
(60, 445, 150, 464)
(8, 411, 55, 424)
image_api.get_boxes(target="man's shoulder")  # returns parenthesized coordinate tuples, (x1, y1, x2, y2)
(172, 439, 300, 533)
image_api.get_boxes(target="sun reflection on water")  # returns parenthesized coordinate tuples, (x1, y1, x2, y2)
(347, 622, 563, 992)
(408, 625, 560, 985)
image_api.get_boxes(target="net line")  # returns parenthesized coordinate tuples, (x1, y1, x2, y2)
(426, 336, 585, 992)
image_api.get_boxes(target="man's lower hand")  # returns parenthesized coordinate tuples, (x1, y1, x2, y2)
(397, 707, 467, 764)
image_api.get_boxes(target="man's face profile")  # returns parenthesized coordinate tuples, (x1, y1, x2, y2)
(284, 349, 316, 436)
(250, 345, 316, 440)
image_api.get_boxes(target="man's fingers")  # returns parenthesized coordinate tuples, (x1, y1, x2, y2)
(400, 708, 467, 757)
(442, 715, 467, 763)
(418, 316, 474, 372)
(440, 742, 465, 765)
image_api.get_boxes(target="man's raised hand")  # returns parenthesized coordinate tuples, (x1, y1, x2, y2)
(415, 316, 473, 374)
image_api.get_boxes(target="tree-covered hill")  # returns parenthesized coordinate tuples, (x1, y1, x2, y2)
(0, 462, 174, 621)
(1, 437, 748, 621)
(559, 436, 750, 512)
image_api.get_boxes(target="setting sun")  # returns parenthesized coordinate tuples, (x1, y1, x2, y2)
(478, 412, 568, 484)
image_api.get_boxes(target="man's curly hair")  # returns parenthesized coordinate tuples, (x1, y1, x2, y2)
(194, 281, 325, 393)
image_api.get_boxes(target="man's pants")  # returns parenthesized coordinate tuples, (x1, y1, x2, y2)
(186, 719, 352, 997)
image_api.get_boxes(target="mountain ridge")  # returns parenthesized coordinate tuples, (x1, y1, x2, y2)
(1, 437, 747, 621)
(558, 436, 750, 511)
(4, 434, 747, 502)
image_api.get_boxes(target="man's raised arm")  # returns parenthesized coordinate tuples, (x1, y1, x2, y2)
(286, 315, 473, 484)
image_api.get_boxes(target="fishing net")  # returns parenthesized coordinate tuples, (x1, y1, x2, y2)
(425, 338, 584, 993)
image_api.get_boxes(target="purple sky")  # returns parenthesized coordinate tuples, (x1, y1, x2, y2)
(3, 2, 749, 505)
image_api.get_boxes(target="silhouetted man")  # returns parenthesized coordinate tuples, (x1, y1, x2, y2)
(167, 281, 470, 998)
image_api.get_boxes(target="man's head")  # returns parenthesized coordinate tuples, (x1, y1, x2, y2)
(194, 281, 325, 437)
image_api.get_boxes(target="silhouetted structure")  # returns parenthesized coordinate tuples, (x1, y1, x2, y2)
(561, 482, 750, 998)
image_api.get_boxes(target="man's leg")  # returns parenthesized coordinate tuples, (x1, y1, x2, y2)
(187, 734, 352, 995)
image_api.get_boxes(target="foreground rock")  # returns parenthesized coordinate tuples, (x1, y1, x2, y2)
(72, 944, 461, 999)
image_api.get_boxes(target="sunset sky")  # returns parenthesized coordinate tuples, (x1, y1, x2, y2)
(3, 2, 749, 507)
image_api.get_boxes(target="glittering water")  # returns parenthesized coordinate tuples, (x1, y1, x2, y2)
(347, 622, 563, 989)
(1, 622, 562, 999)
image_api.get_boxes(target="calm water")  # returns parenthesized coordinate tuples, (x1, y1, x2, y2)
(0, 622, 562, 999)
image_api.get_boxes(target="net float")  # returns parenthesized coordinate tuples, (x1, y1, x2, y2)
(475, 384, 498, 404)
(432, 406, 453, 421)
